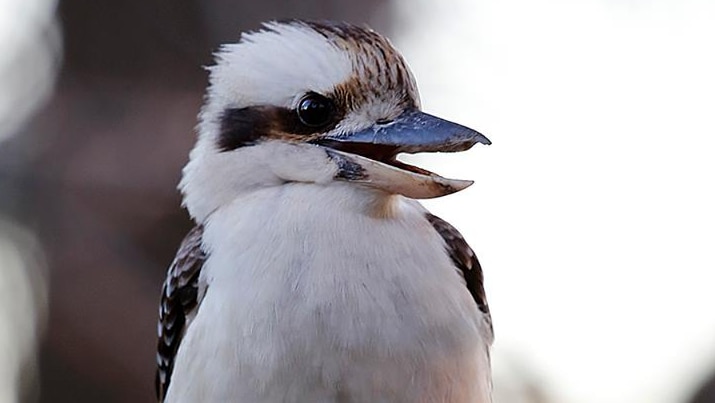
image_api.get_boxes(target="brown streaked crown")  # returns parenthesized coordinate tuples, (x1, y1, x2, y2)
(302, 20, 419, 111)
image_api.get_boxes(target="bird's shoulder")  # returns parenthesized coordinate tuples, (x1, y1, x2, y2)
(425, 213, 492, 330)
(156, 225, 207, 402)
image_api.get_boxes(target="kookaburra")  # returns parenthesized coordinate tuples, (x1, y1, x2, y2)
(156, 20, 492, 403)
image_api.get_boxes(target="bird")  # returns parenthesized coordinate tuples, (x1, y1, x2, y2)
(155, 20, 493, 403)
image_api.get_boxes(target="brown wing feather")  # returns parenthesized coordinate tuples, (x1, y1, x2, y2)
(156, 225, 207, 402)
(426, 214, 492, 331)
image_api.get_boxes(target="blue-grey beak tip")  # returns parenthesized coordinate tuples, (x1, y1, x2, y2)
(397, 110, 490, 152)
(472, 130, 491, 146)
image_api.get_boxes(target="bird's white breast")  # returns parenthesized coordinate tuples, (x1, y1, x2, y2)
(165, 183, 491, 403)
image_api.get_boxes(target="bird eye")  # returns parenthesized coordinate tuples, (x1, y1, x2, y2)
(297, 93, 334, 127)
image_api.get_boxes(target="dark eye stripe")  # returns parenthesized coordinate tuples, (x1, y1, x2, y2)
(217, 103, 345, 152)
(217, 107, 270, 151)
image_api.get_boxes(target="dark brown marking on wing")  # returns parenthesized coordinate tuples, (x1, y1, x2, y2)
(156, 225, 207, 402)
(426, 213, 492, 331)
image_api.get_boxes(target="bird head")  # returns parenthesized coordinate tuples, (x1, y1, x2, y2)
(181, 20, 490, 222)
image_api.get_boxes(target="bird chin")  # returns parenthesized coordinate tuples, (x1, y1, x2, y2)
(325, 148, 474, 199)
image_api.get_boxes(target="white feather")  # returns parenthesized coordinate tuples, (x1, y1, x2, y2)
(166, 184, 492, 403)
(181, 141, 340, 223)
(209, 23, 351, 108)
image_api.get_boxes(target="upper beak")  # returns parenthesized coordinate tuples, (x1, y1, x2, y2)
(316, 109, 490, 199)
(322, 108, 490, 153)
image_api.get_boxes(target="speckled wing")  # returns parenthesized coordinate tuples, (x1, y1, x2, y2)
(156, 225, 206, 402)
(426, 214, 492, 332)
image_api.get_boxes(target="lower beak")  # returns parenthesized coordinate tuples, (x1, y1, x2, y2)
(316, 109, 490, 199)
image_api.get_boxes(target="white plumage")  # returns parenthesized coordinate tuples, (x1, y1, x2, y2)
(156, 20, 492, 403)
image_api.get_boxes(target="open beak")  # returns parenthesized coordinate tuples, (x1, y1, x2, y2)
(314, 109, 490, 199)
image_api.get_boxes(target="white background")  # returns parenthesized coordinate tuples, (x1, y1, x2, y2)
(394, 1, 715, 402)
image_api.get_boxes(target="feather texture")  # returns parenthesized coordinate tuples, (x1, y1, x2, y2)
(426, 213, 492, 333)
(160, 186, 491, 403)
(156, 226, 206, 402)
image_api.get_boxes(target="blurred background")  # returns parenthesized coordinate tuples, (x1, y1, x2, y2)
(1, 0, 714, 402)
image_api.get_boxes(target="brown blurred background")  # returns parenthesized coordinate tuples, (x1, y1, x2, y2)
(1, 1, 390, 402)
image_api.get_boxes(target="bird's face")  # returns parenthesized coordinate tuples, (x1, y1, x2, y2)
(181, 21, 489, 221)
